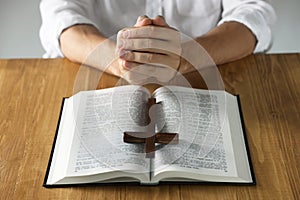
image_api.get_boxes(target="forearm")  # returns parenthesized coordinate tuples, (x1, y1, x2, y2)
(60, 24, 121, 76)
(178, 22, 256, 74)
(196, 21, 257, 65)
(60, 24, 104, 63)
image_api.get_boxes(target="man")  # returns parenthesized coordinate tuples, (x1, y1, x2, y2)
(40, 0, 275, 79)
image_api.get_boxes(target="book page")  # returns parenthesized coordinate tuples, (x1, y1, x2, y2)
(47, 98, 75, 184)
(152, 86, 238, 181)
(63, 86, 151, 181)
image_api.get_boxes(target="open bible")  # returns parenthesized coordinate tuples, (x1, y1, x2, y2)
(44, 85, 255, 187)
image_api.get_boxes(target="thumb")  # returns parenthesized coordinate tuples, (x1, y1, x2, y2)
(152, 15, 169, 27)
(134, 15, 152, 27)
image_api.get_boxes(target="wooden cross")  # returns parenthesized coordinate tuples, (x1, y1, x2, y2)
(123, 98, 179, 158)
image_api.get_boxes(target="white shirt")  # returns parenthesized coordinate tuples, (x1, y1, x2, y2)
(40, 0, 276, 58)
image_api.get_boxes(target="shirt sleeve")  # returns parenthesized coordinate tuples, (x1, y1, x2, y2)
(39, 0, 100, 58)
(218, 0, 276, 53)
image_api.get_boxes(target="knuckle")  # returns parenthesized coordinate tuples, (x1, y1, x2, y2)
(120, 60, 127, 70)
(128, 39, 134, 49)
(147, 53, 153, 63)
(147, 39, 154, 48)
(117, 28, 126, 38)
(141, 53, 152, 63)
(149, 26, 155, 36)
(141, 39, 149, 49)
(127, 51, 134, 61)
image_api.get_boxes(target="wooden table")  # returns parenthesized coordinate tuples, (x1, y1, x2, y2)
(0, 54, 299, 199)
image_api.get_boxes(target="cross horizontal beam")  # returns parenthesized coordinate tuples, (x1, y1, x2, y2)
(124, 132, 179, 144)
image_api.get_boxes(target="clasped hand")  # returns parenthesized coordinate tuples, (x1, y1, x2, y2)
(117, 16, 181, 83)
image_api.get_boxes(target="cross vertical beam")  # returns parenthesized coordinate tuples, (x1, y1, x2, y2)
(145, 98, 156, 158)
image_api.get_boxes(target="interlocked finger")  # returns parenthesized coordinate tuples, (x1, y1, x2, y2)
(121, 62, 177, 83)
(118, 38, 181, 55)
(120, 51, 180, 69)
(119, 26, 180, 42)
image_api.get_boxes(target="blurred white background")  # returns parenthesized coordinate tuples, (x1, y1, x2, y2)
(0, 0, 299, 58)
(0, 0, 44, 58)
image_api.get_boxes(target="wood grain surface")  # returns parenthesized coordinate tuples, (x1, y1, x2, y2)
(0, 54, 299, 199)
